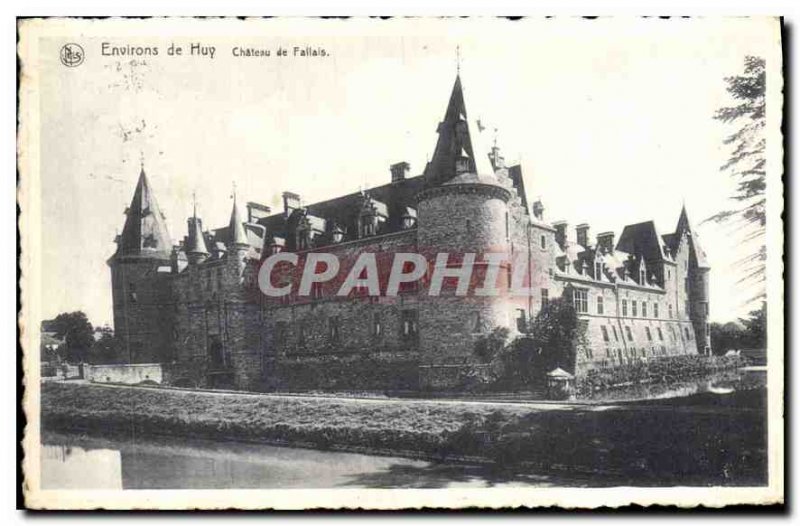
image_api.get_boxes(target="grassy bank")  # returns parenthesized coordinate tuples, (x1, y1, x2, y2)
(40, 381, 767, 485)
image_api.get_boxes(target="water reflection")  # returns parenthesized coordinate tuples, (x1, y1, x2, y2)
(41, 443, 122, 490)
(40, 368, 767, 490)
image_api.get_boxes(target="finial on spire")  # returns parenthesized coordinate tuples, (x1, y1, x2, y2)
(456, 45, 461, 75)
(192, 190, 197, 219)
(139, 150, 145, 173)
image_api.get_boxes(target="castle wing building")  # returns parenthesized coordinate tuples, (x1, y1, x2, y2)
(109, 73, 711, 391)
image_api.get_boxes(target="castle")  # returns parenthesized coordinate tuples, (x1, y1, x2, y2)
(108, 73, 711, 391)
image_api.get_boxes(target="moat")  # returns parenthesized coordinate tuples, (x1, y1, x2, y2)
(41, 368, 767, 489)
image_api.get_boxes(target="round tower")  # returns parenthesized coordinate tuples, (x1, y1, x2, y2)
(415, 73, 514, 366)
(108, 166, 174, 363)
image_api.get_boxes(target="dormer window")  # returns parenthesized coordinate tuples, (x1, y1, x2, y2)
(455, 146, 471, 175)
(595, 261, 603, 280)
(331, 225, 345, 244)
(401, 207, 417, 230)
(296, 225, 311, 250)
(640, 269, 647, 285)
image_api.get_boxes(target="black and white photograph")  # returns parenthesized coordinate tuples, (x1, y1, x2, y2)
(17, 16, 784, 510)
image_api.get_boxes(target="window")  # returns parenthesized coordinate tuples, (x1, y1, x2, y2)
(472, 311, 485, 333)
(685, 327, 692, 341)
(401, 310, 419, 341)
(642, 302, 647, 318)
(541, 288, 549, 307)
(601, 326, 610, 342)
(597, 296, 604, 315)
(612, 326, 619, 341)
(311, 282, 324, 300)
(632, 300, 638, 317)
(515, 309, 527, 333)
(622, 300, 628, 317)
(595, 262, 603, 280)
(654, 303, 659, 318)
(540, 235, 546, 249)
(372, 313, 382, 338)
(645, 327, 652, 341)
(328, 316, 340, 343)
(640, 269, 647, 285)
(572, 288, 588, 313)
(657, 327, 664, 341)
(625, 326, 633, 342)
(399, 261, 420, 293)
(668, 304, 673, 318)
(275, 321, 288, 347)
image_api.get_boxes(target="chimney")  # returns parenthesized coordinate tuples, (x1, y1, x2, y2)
(390, 162, 410, 183)
(282, 191, 301, 217)
(246, 202, 271, 223)
(576, 223, 590, 248)
(597, 231, 615, 254)
(553, 221, 568, 249)
(532, 199, 544, 220)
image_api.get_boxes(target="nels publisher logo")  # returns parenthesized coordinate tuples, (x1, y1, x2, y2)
(60, 43, 84, 67)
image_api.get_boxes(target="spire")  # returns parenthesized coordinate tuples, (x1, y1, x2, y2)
(185, 194, 209, 260)
(229, 185, 248, 248)
(114, 165, 172, 260)
(424, 74, 496, 186)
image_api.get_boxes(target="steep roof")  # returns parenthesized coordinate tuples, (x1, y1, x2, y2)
(229, 198, 249, 247)
(616, 221, 669, 263)
(424, 75, 498, 186)
(674, 205, 710, 268)
(114, 167, 172, 260)
(256, 175, 424, 250)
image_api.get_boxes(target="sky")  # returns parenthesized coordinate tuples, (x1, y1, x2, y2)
(31, 17, 781, 327)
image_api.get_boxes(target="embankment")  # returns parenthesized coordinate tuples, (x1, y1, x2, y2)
(40, 381, 767, 485)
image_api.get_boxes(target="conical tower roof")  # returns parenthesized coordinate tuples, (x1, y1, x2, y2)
(185, 214, 209, 256)
(424, 75, 497, 186)
(674, 205, 710, 269)
(229, 195, 249, 247)
(114, 166, 172, 260)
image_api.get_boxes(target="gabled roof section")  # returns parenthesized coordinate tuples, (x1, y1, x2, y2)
(424, 75, 497, 187)
(616, 221, 668, 263)
(114, 167, 172, 260)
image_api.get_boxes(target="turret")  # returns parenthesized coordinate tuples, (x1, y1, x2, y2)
(185, 198, 209, 266)
(107, 165, 174, 363)
(675, 205, 712, 354)
(228, 192, 250, 275)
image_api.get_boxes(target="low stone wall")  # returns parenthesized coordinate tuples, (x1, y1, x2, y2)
(84, 363, 163, 385)
(418, 363, 495, 391)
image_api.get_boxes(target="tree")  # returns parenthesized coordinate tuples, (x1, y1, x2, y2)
(708, 55, 766, 305)
(709, 321, 746, 355)
(89, 325, 125, 364)
(498, 297, 586, 386)
(740, 303, 766, 349)
(50, 311, 94, 363)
